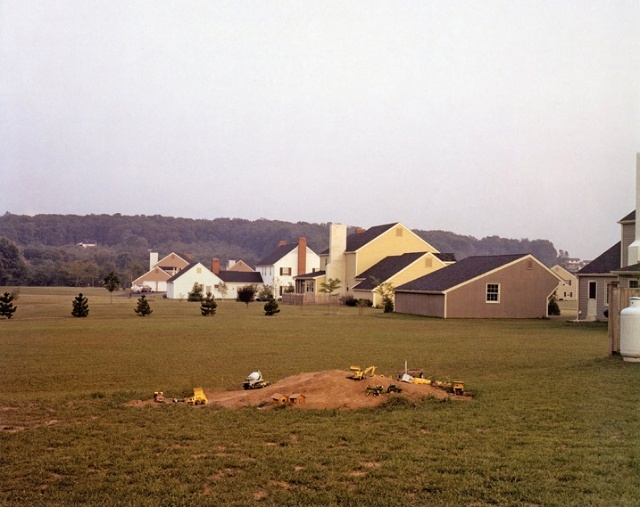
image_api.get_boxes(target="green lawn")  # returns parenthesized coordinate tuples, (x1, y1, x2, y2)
(0, 287, 638, 506)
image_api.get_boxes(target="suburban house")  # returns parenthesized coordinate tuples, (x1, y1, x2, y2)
(255, 238, 320, 296)
(132, 252, 192, 293)
(166, 262, 221, 300)
(214, 257, 263, 299)
(226, 260, 254, 272)
(351, 251, 456, 306)
(165, 258, 263, 300)
(394, 254, 561, 319)
(551, 264, 577, 301)
(576, 153, 640, 321)
(292, 222, 452, 304)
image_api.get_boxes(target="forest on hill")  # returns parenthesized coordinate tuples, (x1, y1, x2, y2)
(0, 212, 561, 287)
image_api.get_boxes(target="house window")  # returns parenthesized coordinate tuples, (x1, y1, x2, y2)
(196, 267, 202, 274)
(526, 259, 533, 270)
(588, 281, 597, 299)
(630, 279, 639, 289)
(396, 227, 403, 237)
(425, 257, 432, 268)
(280, 267, 292, 276)
(486, 284, 500, 303)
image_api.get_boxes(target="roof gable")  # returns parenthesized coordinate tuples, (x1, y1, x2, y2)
(156, 252, 190, 269)
(396, 254, 529, 293)
(165, 262, 217, 283)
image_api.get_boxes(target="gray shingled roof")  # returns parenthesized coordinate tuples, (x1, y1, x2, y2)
(321, 223, 398, 254)
(217, 271, 263, 283)
(434, 252, 456, 263)
(577, 242, 621, 275)
(256, 243, 297, 266)
(619, 210, 635, 222)
(295, 270, 325, 279)
(352, 252, 427, 291)
(396, 254, 528, 293)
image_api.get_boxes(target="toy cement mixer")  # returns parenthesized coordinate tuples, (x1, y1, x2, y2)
(243, 371, 271, 390)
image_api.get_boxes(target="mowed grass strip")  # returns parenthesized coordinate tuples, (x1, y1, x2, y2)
(0, 287, 638, 506)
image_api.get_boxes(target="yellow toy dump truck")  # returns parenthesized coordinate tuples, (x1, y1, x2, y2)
(186, 387, 207, 405)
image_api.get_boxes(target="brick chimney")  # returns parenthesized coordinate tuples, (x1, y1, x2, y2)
(211, 258, 220, 275)
(355, 228, 366, 234)
(297, 237, 307, 275)
(278, 240, 287, 247)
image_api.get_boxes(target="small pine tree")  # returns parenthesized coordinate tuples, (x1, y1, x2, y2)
(264, 297, 280, 316)
(548, 293, 561, 316)
(188, 282, 205, 302)
(0, 291, 17, 319)
(201, 292, 217, 316)
(134, 295, 153, 317)
(71, 293, 89, 318)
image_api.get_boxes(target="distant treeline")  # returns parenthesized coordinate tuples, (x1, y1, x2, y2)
(0, 212, 560, 287)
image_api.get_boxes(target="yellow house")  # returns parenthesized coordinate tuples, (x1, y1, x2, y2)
(551, 264, 577, 301)
(351, 251, 456, 307)
(297, 223, 452, 305)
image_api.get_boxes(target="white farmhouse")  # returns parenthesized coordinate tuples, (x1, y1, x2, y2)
(255, 238, 320, 297)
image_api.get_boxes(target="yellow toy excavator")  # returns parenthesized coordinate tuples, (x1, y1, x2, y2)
(349, 365, 376, 380)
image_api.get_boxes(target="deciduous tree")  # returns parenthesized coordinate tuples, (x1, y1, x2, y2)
(237, 284, 257, 308)
(102, 271, 121, 304)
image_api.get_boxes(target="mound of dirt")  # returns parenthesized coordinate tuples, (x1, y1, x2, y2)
(129, 370, 470, 410)
(204, 370, 467, 410)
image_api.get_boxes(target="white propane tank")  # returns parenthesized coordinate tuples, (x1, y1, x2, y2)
(620, 297, 640, 362)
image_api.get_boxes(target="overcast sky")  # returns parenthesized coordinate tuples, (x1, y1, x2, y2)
(1, 1, 638, 259)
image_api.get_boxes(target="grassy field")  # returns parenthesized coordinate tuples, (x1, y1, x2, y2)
(0, 287, 638, 506)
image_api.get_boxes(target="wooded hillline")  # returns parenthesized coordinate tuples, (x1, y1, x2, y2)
(0, 213, 561, 287)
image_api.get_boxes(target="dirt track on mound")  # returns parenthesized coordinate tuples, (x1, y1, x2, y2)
(203, 370, 468, 410)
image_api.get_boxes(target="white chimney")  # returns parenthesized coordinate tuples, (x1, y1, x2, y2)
(628, 153, 640, 266)
(149, 252, 159, 270)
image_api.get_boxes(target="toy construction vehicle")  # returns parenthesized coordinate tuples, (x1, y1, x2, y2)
(187, 387, 207, 405)
(349, 365, 376, 380)
(366, 385, 384, 396)
(243, 371, 271, 390)
(386, 384, 403, 394)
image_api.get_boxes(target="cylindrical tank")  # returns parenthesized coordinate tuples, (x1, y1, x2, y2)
(620, 297, 640, 362)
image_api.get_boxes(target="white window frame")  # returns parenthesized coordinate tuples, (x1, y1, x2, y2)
(486, 283, 500, 303)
